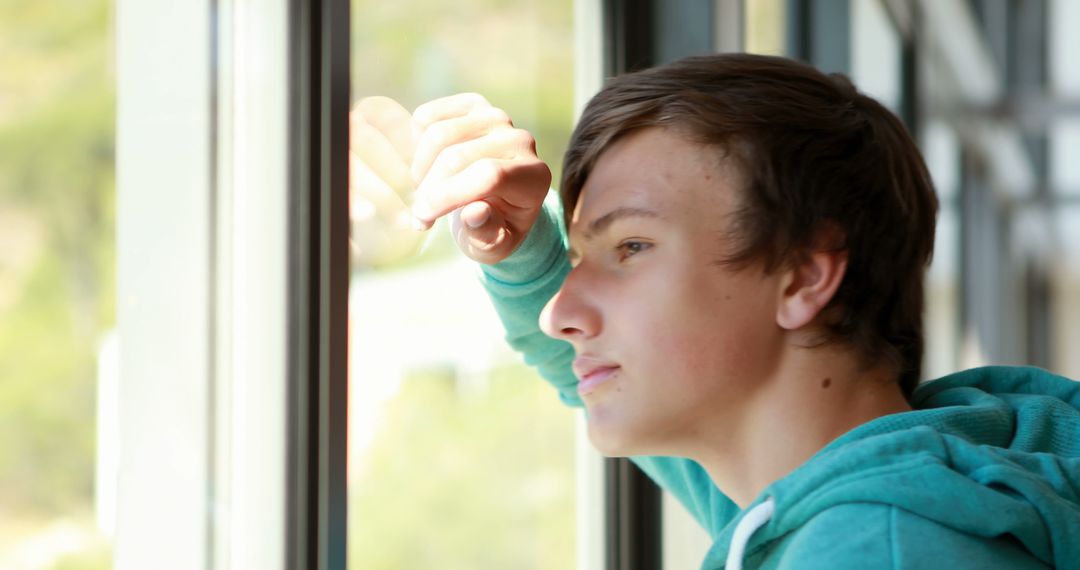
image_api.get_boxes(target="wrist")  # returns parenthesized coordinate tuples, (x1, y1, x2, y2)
(482, 196, 565, 284)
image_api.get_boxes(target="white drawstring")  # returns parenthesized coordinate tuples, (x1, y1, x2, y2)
(725, 496, 776, 570)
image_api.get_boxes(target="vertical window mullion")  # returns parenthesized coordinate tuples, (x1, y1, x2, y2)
(287, 0, 351, 568)
(598, 1, 729, 567)
(217, 0, 291, 567)
(599, 2, 664, 567)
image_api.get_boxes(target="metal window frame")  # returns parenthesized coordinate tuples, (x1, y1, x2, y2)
(286, 0, 351, 568)
(598, 8, 665, 563)
(118, 0, 352, 567)
(599, 2, 672, 566)
(786, 0, 852, 74)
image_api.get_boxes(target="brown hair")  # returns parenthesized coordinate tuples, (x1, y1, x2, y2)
(560, 53, 938, 397)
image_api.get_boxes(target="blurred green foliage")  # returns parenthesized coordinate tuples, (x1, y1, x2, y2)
(0, 1, 115, 568)
(47, 540, 112, 570)
(0, 0, 114, 521)
(350, 364, 577, 570)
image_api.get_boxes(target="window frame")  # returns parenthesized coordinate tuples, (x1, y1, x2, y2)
(116, 0, 350, 567)
(286, 0, 351, 569)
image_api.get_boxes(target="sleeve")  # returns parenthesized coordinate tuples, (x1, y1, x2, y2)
(478, 195, 742, 535)
(633, 456, 740, 538)
(479, 194, 580, 407)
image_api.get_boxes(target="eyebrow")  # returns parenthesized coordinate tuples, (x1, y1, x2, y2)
(582, 207, 662, 240)
(567, 206, 663, 263)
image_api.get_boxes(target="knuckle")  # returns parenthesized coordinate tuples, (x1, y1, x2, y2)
(461, 92, 490, 107)
(436, 147, 467, 175)
(349, 108, 367, 127)
(425, 121, 453, 149)
(478, 158, 507, 188)
(508, 128, 537, 153)
(490, 107, 512, 126)
(473, 104, 510, 126)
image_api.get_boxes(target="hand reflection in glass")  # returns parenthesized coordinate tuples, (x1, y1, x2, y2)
(349, 96, 425, 267)
(349, 94, 551, 267)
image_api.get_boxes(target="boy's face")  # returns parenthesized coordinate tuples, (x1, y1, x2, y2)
(540, 127, 785, 457)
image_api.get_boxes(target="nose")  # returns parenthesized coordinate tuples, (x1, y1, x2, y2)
(539, 269, 602, 342)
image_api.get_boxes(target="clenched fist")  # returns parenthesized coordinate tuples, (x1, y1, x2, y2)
(349, 93, 551, 266)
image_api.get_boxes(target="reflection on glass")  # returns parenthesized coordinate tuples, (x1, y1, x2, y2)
(0, 1, 115, 569)
(348, 1, 576, 568)
(349, 96, 426, 266)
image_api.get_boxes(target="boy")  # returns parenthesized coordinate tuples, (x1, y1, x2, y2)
(356, 53, 1080, 568)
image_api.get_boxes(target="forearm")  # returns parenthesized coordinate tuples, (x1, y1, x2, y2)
(480, 195, 581, 407)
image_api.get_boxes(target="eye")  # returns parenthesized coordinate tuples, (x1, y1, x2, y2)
(616, 240, 652, 262)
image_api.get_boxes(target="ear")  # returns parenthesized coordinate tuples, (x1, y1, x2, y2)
(775, 247, 848, 331)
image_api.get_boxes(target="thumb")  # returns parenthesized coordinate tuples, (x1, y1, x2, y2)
(460, 200, 492, 229)
(450, 201, 517, 264)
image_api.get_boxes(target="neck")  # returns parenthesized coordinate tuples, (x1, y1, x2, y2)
(692, 346, 912, 508)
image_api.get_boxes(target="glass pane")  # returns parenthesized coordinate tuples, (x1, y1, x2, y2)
(0, 1, 115, 568)
(1053, 205, 1080, 377)
(744, 0, 785, 56)
(1050, 0, 1080, 96)
(851, 0, 902, 113)
(1050, 118, 1080, 197)
(347, 1, 577, 568)
(922, 120, 961, 379)
(1049, 0, 1080, 376)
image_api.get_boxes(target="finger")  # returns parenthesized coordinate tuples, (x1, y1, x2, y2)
(418, 127, 536, 194)
(413, 92, 492, 128)
(411, 106, 513, 185)
(351, 151, 411, 225)
(352, 213, 427, 266)
(353, 96, 416, 162)
(350, 118, 414, 196)
(411, 157, 551, 228)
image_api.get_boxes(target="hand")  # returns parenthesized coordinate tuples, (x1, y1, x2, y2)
(411, 93, 552, 265)
(349, 96, 426, 267)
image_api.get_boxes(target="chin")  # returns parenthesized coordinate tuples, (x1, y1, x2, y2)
(586, 419, 645, 458)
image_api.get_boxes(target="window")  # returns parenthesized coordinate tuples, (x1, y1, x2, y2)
(1049, 0, 1080, 377)
(20, 1, 1080, 569)
(346, 1, 578, 568)
(0, 2, 115, 568)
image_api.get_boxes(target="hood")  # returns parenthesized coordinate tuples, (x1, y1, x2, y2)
(703, 366, 1080, 569)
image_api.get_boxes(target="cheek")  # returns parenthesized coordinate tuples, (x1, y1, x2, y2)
(647, 272, 780, 382)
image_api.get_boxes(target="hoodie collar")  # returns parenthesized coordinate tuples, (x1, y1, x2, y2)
(702, 366, 1080, 569)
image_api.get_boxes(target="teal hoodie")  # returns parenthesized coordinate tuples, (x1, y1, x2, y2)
(479, 200, 1080, 569)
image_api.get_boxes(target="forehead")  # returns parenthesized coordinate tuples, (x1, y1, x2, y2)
(570, 127, 740, 231)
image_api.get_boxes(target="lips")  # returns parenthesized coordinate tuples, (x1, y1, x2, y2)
(573, 355, 621, 396)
